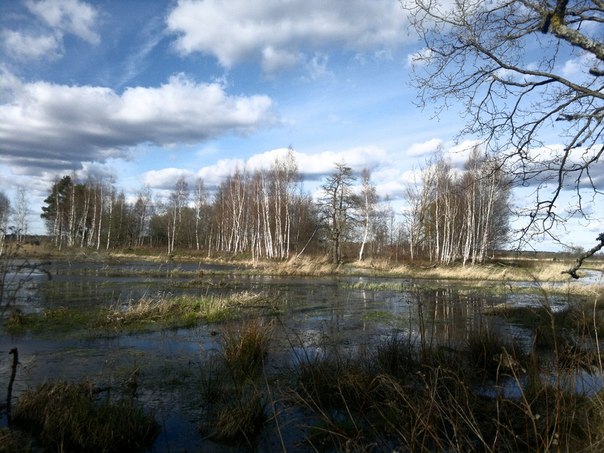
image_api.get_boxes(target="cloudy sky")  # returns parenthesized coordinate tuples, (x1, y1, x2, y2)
(0, 0, 602, 251)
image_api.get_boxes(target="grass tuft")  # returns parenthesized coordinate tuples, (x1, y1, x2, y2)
(221, 318, 273, 380)
(12, 381, 159, 452)
(208, 388, 266, 445)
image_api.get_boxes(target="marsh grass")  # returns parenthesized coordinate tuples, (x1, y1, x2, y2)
(207, 386, 266, 445)
(263, 256, 338, 276)
(0, 427, 30, 452)
(3, 291, 272, 336)
(187, 286, 604, 451)
(466, 327, 528, 379)
(11, 381, 158, 452)
(284, 325, 604, 453)
(100, 291, 269, 330)
(198, 318, 273, 446)
(221, 318, 273, 380)
(5, 306, 92, 335)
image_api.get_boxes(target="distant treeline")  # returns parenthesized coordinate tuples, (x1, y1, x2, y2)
(2, 148, 511, 264)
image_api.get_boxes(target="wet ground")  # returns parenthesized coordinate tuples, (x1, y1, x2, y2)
(0, 259, 597, 451)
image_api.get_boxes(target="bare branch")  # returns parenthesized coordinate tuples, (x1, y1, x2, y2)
(562, 233, 604, 278)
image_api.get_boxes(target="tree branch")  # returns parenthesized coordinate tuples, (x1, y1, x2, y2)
(562, 233, 604, 279)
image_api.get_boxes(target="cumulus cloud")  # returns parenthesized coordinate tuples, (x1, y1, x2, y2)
(406, 47, 433, 67)
(196, 158, 247, 188)
(25, 0, 100, 44)
(0, 72, 277, 176)
(1, 0, 100, 62)
(406, 138, 443, 157)
(559, 51, 602, 81)
(142, 168, 195, 190)
(136, 146, 392, 192)
(144, 145, 388, 194)
(166, 0, 410, 71)
(505, 143, 604, 190)
(1, 29, 62, 60)
(261, 46, 301, 74)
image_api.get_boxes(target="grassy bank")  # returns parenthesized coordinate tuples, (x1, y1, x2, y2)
(3, 291, 274, 336)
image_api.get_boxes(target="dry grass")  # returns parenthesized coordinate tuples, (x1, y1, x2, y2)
(0, 428, 31, 452)
(102, 291, 268, 328)
(263, 256, 338, 276)
(198, 319, 273, 446)
(221, 318, 273, 380)
(208, 388, 266, 445)
(385, 261, 572, 282)
(287, 332, 604, 453)
(11, 381, 158, 452)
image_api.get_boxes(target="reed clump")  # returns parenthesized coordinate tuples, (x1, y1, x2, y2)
(286, 330, 604, 453)
(208, 387, 266, 445)
(198, 318, 273, 446)
(0, 428, 31, 452)
(11, 381, 158, 452)
(221, 318, 273, 380)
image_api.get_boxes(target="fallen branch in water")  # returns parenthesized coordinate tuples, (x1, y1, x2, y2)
(562, 233, 604, 279)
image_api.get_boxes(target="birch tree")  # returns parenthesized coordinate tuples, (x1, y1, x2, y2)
(0, 192, 9, 255)
(193, 178, 208, 251)
(12, 187, 29, 242)
(404, 0, 604, 251)
(358, 169, 378, 261)
(167, 176, 189, 254)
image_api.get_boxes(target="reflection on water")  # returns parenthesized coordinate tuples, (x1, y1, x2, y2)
(0, 260, 583, 450)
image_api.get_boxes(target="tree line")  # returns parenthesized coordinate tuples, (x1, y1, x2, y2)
(0, 148, 510, 264)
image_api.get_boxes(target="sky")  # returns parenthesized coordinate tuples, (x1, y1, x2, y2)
(0, 0, 602, 252)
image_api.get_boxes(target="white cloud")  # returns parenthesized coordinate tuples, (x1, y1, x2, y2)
(25, 0, 100, 44)
(1, 29, 61, 60)
(406, 138, 443, 156)
(406, 47, 433, 67)
(296, 146, 388, 178)
(185, 146, 389, 194)
(261, 46, 301, 74)
(560, 52, 600, 81)
(166, 0, 410, 71)
(306, 53, 332, 80)
(142, 168, 195, 189)
(0, 71, 277, 176)
(196, 158, 246, 187)
(445, 139, 483, 167)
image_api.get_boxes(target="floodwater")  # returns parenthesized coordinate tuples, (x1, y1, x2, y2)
(0, 259, 596, 452)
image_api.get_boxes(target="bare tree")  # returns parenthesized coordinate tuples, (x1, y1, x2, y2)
(405, 151, 510, 264)
(0, 192, 9, 255)
(319, 163, 358, 264)
(12, 187, 29, 242)
(404, 0, 604, 246)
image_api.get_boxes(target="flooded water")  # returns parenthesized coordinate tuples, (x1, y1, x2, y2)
(0, 259, 590, 451)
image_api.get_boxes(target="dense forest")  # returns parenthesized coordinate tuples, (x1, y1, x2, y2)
(2, 148, 510, 264)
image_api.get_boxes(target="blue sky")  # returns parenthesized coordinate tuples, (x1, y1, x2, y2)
(0, 0, 602, 252)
